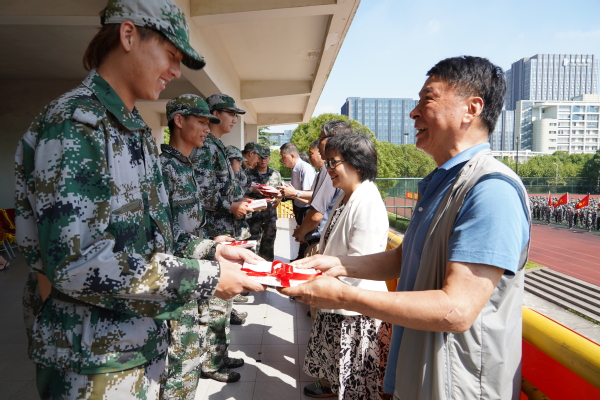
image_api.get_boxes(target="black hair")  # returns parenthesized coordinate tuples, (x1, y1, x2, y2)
(167, 114, 191, 134)
(280, 142, 299, 156)
(309, 139, 320, 149)
(321, 120, 352, 137)
(427, 56, 506, 135)
(325, 133, 378, 182)
(299, 152, 309, 164)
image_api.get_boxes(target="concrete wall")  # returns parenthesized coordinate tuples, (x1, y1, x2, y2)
(0, 79, 80, 209)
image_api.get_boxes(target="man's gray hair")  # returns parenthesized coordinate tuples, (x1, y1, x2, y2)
(321, 120, 352, 137)
(280, 142, 299, 156)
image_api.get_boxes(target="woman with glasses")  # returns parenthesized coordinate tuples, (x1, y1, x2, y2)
(302, 133, 391, 399)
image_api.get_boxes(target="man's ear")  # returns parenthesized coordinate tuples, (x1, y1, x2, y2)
(120, 21, 136, 52)
(464, 96, 484, 124)
(174, 114, 185, 129)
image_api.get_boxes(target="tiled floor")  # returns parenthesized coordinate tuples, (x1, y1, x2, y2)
(0, 218, 310, 400)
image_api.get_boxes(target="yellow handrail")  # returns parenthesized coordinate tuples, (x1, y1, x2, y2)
(385, 231, 402, 292)
(522, 306, 600, 390)
(276, 201, 294, 218)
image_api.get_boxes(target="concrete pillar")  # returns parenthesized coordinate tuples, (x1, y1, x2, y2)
(245, 123, 258, 144)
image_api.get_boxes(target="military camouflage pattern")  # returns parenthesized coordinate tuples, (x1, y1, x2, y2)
(243, 141, 260, 153)
(14, 70, 221, 375)
(165, 302, 204, 400)
(225, 145, 246, 161)
(205, 94, 246, 114)
(36, 352, 167, 400)
(190, 134, 250, 240)
(160, 143, 214, 399)
(166, 94, 220, 123)
(103, 0, 205, 70)
(246, 167, 283, 260)
(199, 297, 232, 373)
(259, 145, 271, 157)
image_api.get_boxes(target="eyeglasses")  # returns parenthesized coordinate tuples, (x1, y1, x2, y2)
(221, 110, 240, 119)
(324, 159, 346, 169)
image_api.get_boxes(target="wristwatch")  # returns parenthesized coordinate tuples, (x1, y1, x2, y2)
(295, 191, 302, 198)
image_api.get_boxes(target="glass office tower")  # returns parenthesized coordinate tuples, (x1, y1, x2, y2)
(341, 97, 418, 145)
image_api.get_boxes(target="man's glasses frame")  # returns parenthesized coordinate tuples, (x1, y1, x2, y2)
(220, 109, 240, 119)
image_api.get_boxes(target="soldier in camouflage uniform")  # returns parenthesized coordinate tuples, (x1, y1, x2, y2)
(246, 146, 283, 261)
(14, 2, 263, 399)
(192, 95, 253, 383)
(160, 94, 223, 399)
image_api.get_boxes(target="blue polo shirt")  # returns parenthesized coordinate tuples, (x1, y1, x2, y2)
(382, 143, 530, 394)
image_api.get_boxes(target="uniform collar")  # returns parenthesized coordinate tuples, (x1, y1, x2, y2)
(82, 70, 147, 131)
(160, 144, 192, 164)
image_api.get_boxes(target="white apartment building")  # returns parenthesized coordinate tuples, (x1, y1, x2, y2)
(515, 94, 600, 154)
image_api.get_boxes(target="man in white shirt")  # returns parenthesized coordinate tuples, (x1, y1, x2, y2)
(278, 142, 316, 260)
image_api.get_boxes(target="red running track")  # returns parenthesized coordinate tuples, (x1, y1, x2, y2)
(528, 223, 600, 286)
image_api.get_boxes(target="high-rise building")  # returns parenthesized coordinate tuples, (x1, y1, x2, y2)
(264, 129, 293, 147)
(515, 94, 600, 155)
(490, 110, 516, 151)
(505, 54, 599, 111)
(341, 97, 418, 145)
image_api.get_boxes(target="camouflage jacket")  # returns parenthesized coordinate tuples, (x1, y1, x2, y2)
(14, 70, 220, 374)
(240, 162, 253, 196)
(160, 144, 205, 239)
(191, 135, 250, 239)
(246, 167, 283, 214)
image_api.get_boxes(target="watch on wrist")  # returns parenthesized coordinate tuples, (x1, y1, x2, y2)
(295, 191, 302, 199)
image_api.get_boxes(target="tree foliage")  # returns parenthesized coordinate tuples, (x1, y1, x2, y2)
(163, 127, 170, 145)
(582, 150, 600, 192)
(258, 126, 276, 146)
(499, 151, 594, 179)
(268, 149, 292, 179)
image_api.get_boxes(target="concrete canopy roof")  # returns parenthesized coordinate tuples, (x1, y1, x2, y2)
(0, 0, 359, 126)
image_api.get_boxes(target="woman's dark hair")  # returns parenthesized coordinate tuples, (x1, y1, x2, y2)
(83, 20, 168, 71)
(325, 133, 378, 182)
(427, 56, 506, 135)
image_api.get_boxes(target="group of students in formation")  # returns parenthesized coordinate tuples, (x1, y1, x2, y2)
(532, 195, 600, 231)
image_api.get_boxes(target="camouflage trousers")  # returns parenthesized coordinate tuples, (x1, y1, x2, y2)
(199, 297, 233, 373)
(165, 301, 205, 400)
(36, 353, 167, 400)
(248, 209, 278, 261)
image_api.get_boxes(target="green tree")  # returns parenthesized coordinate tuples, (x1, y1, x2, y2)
(582, 150, 600, 192)
(290, 113, 375, 153)
(163, 127, 170, 145)
(258, 126, 276, 146)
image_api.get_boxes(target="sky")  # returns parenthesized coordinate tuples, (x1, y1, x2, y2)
(269, 0, 600, 133)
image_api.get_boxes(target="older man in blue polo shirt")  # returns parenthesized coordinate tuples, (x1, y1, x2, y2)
(282, 56, 531, 400)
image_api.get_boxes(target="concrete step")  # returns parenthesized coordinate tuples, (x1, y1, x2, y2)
(526, 274, 600, 309)
(524, 284, 600, 323)
(539, 268, 600, 295)
(525, 276, 600, 320)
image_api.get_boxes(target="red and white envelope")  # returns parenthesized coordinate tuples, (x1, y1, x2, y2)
(247, 199, 268, 211)
(251, 183, 280, 196)
(218, 240, 257, 249)
(242, 260, 321, 288)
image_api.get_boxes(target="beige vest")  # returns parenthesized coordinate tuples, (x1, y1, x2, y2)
(394, 149, 531, 400)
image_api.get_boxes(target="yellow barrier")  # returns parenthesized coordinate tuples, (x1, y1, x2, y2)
(276, 201, 295, 218)
(521, 377, 550, 400)
(522, 306, 600, 390)
(385, 231, 402, 292)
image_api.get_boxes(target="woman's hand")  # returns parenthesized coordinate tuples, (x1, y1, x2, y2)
(291, 254, 348, 277)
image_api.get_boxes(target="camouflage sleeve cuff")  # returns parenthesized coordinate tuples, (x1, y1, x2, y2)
(193, 259, 220, 300)
(221, 198, 233, 213)
(180, 237, 217, 260)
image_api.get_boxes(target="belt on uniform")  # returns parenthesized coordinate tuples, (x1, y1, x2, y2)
(50, 286, 89, 306)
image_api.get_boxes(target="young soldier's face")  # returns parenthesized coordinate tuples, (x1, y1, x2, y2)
(230, 158, 242, 172)
(130, 30, 183, 101)
(178, 115, 211, 148)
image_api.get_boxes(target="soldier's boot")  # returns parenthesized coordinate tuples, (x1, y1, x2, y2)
(230, 311, 246, 325)
(225, 356, 244, 369)
(231, 308, 248, 319)
(232, 294, 248, 303)
(201, 367, 241, 383)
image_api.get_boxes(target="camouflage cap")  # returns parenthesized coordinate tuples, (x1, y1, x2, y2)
(206, 94, 246, 114)
(166, 94, 221, 123)
(225, 146, 247, 161)
(258, 145, 271, 158)
(102, 0, 206, 70)
(243, 142, 260, 153)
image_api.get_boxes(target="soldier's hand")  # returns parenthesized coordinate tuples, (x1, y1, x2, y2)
(230, 200, 252, 218)
(214, 235, 235, 242)
(214, 261, 265, 299)
(215, 244, 265, 266)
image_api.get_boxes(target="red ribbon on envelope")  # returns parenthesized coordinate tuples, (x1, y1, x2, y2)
(242, 260, 321, 287)
(227, 241, 249, 246)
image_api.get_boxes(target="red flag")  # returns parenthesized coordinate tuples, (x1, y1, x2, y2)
(575, 194, 590, 210)
(547, 191, 552, 206)
(553, 193, 569, 207)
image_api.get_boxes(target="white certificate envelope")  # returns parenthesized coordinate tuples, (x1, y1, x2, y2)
(242, 261, 320, 287)
(218, 240, 257, 249)
(247, 199, 267, 211)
